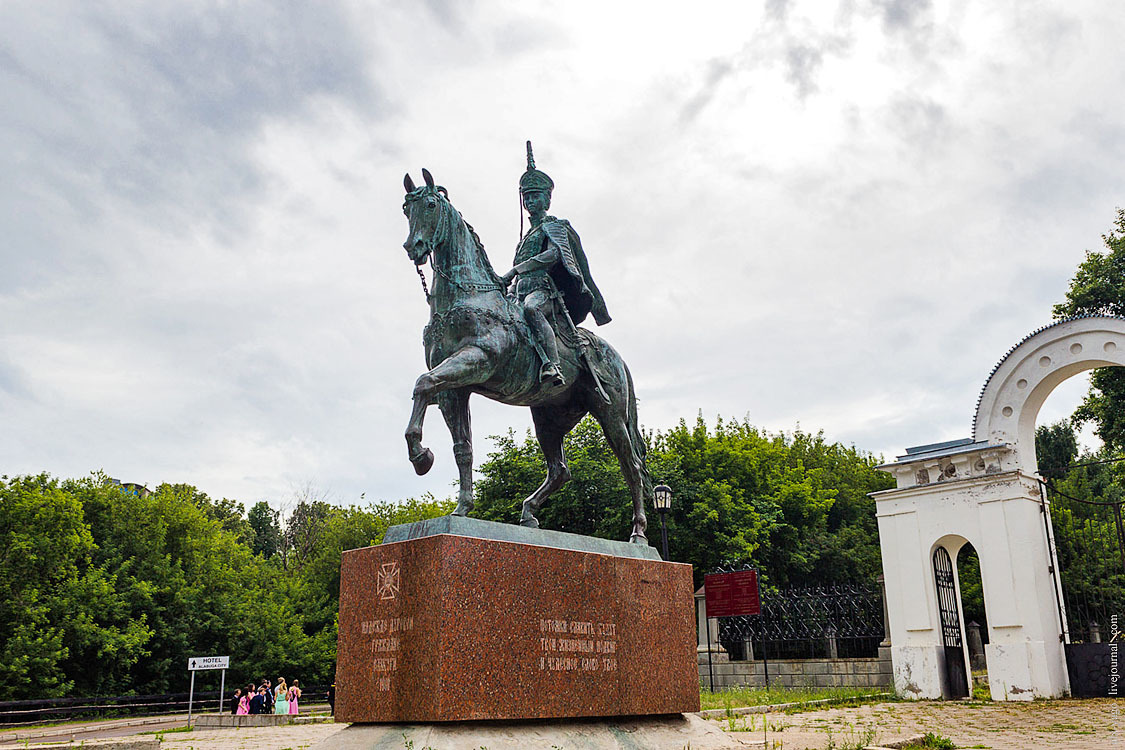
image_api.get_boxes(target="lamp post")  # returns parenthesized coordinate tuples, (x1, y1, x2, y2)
(654, 483, 672, 560)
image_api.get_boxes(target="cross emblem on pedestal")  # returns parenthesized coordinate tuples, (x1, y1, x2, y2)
(377, 562, 400, 600)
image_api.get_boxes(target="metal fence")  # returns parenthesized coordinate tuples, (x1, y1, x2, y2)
(718, 582, 885, 661)
(1045, 478, 1125, 645)
(0, 687, 329, 726)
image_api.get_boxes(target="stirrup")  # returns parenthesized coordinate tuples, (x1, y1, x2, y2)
(540, 362, 566, 386)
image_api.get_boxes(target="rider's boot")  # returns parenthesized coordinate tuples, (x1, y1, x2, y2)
(527, 308, 565, 386)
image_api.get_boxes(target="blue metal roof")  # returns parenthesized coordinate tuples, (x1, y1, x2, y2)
(879, 438, 1002, 469)
(904, 438, 974, 455)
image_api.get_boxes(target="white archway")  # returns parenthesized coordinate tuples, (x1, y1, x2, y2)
(974, 315, 1125, 473)
(873, 315, 1125, 700)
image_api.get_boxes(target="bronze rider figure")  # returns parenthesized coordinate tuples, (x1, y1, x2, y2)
(500, 142, 611, 386)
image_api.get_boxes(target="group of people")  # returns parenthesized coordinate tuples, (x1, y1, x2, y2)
(229, 678, 301, 715)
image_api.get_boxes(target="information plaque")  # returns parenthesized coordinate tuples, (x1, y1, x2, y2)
(704, 569, 761, 618)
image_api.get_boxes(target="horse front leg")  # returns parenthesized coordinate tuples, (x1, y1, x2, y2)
(438, 390, 474, 516)
(405, 392, 435, 475)
(404, 346, 492, 478)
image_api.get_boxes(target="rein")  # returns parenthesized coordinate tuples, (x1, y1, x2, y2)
(415, 264, 431, 301)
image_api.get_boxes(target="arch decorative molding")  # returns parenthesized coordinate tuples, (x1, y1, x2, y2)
(972, 315, 1125, 473)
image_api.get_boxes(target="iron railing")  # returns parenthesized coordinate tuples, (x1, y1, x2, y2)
(717, 580, 885, 661)
(1044, 478, 1125, 644)
(0, 687, 329, 726)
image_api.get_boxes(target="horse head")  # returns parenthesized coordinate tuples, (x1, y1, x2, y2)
(402, 168, 451, 266)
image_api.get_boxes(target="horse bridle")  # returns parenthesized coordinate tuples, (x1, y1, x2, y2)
(406, 188, 503, 300)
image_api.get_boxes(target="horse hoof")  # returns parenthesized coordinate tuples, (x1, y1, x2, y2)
(629, 533, 648, 545)
(452, 501, 473, 516)
(411, 448, 434, 475)
(520, 516, 540, 529)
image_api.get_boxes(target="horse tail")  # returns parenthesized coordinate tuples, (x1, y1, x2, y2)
(622, 360, 654, 502)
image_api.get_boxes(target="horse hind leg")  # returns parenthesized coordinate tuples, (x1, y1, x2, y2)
(590, 377, 651, 545)
(520, 404, 586, 528)
(438, 390, 474, 516)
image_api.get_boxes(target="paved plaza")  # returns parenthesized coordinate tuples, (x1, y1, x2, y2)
(706, 698, 1122, 749)
(154, 698, 1125, 749)
(3, 699, 1118, 749)
(159, 723, 347, 750)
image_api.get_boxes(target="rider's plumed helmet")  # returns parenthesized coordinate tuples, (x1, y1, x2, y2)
(519, 141, 554, 194)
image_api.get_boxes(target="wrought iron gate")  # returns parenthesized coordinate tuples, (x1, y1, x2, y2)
(1044, 477, 1125, 698)
(933, 546, 969, 699)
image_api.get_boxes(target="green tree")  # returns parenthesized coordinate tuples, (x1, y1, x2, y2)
(472, 418, 634, 539)
(1036, 420, 1079, 480)
(247, 501, 281, 557)
(471, 414, 893, 590)
(282, 500, 334, 571)
(0, 474, 154, 699)
(956, 543, 987, 636)
(1053, 208, 1125, 451)
(0, 474, 90, 699)
(0, 471, 457, 698)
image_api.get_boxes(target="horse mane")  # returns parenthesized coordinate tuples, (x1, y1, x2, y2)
(461, 219, 505, 286)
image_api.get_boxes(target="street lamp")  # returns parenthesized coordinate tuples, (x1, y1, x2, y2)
(654, 483, 672, 560)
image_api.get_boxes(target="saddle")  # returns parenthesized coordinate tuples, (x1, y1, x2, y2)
(535, 288, 610, 403)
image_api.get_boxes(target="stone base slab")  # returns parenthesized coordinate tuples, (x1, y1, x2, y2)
(335, 524, 699, 722)
(311, 713, 748, 749)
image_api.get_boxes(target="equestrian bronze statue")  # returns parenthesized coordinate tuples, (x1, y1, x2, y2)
(400, 144, 652, 544)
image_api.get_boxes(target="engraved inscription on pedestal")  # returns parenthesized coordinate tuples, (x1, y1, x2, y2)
(361, 616, 414, 692)
(538, 618, 618, 673)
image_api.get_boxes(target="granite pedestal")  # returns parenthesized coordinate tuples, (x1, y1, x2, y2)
(335, 516, 699, 722)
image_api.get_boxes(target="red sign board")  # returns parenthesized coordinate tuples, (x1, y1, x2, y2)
(704, 569, 761, 618)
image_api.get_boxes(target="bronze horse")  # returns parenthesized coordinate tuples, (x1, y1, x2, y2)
(401, 169, 652, 544)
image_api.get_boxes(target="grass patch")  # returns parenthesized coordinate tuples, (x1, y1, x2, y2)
(822, 724, 877, 749)
(143, 724, 192, 737)
(700, 685, 889, 712)
(970, 680, 991, 701)
(900, 731, 956, 749)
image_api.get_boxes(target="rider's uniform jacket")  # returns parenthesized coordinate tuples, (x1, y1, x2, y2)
(512, 216, 611, 327)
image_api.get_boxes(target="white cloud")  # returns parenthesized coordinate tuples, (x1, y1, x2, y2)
(2, 1, 1123, 508)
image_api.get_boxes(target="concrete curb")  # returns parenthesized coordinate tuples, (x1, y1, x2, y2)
(696, 692, 894, 719)
(0, 715, 187, 743)
(0, 738, 159, 749)
(193, 713, 334, 728)
(0, 704, 331, 743)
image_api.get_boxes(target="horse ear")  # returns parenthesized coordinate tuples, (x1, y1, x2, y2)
(422, 168, 434, 188)
(404, 173, 416, 193)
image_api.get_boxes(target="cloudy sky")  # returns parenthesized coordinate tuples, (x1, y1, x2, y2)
(3, 1, 1122, 511)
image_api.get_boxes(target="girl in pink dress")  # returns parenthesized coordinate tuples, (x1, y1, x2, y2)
(287, 680, 300, 714)
(236, 690, 250, 715)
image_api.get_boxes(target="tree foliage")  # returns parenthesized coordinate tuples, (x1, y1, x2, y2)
(472, 415, 893, 589)
(0, 473, 452, 701)
(1036, 420, 1079, 480)
(1053, 207, 1125, 451)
